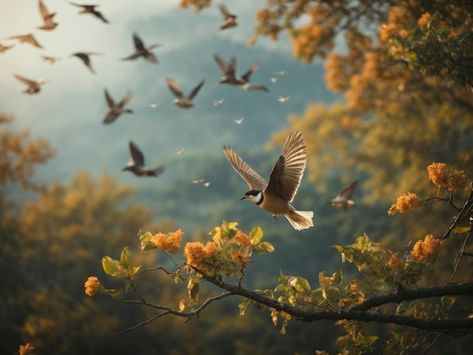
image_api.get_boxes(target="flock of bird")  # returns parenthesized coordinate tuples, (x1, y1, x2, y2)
(2, 1, 358, 230)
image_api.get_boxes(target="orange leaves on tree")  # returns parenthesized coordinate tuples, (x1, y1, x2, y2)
(411, 234, 442, 263)
(388, 192, 421, 215)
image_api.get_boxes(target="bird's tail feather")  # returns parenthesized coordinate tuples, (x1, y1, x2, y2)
(285, 210, 314, 231)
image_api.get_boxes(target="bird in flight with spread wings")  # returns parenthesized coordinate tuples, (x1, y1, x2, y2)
(102, 89, 133, 124)
(122, 141, 165, 177)
(219, 4, 238, 30)
(223, 131, 314, 230)
(330, 180, 358, 210)
(69, 2, 109, 23)
(14, 74, 47, 95)
(166, 78, 204, 109)
(122, 33, 160, 63)
(38, 0, 58, 31)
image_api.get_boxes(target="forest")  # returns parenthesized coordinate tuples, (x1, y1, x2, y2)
(1, 0, 472, 354)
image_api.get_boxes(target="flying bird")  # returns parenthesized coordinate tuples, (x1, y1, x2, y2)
(166, 78, 204, 108)
(330, 180, 358, 210)
(213, 98, 224, 106)
(277, 96, 290, 103)
(233, 117, 244, 125)
(274, 70, 285, 76)
(223, 131, 314, 230)
(219, 4, 238, 30)
(8, 34, 43, 49)
(14, 74, 47, 95)
(192, 179, 210, 187)
(69, 2, 109, 23)
(37, 0, 58, 30)
(122, 33, 160, 63)
(177, 148, 186, 156)
(270, 77, 278, 84)
(41, 55, 61, 64)
(214, 54, 269, 92)
(148, 103, 161, 109)
(123, 141, 164, 177)
(71, 52, 101, 73)
(0, 43, 14, 54)
(103, 89, 133, 124)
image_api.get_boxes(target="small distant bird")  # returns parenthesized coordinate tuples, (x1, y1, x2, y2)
(70, 52, 101, 73)
(274, 70, 285, 76)
(14, 74, 47, 95)
(166, 78, 204, 108)
(8, 34, 43, 49)
(330, 180, 358, 210)
(103, 89, 133, 124)
(41, 55, 61, 64)
(177, 148, 185, 156)
(69, 2, 109, 23)
(122, 33, 160, 63)
(148, 103, 161, 109)
(37, 0, 58, 30)
(214, 54, 269, 92)
(233, 117, 244, 125)
(219, 4, 237, 30)
(277, 96, 290, 103)
(213, 98, 224, 106)
(123, 141, 164, 177)
(270, 77, 277, 84)
(192, 179, 210, 187)
(0, 43, 14, 54)
(223, 131, 314, 230)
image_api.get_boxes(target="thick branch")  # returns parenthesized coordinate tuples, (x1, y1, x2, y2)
(349, 281, 473, 311)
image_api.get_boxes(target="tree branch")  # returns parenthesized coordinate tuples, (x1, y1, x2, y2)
(441, 188, 473, 240)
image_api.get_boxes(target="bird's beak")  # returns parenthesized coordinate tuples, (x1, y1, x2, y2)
(240, 195, 246, 200)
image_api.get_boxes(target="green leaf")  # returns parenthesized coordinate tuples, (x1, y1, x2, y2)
(188, 281, 200, 302)
(139, 232, 157, 252)
(120, 247, 130, 267)
(102, 256, 119, 276)
(453, 226, 471, 234)
(250, 226, 264, 245)
(289, 276, 311, 293)
(254, 241, 274, 254)
(104, 288, 121, 298)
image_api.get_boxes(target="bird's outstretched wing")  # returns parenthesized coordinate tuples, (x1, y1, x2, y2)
(129, 141, 145, 167)
(166, 78, 183, 98)
(223, 146, 267, 191)
(188, 80, 204, 100)
(241, 63, 258, 82)
(266, 131, 307, 202)
(14, 74, 35, 86)
(104, 89, 115, 108)
(214, 54, 227, 73)
(133, 33, 145, 51)
(219, 4, 232, 18)
(118, 92, 132, 108)
(339, 180, 358, 199)
(38, 0, 50, 19)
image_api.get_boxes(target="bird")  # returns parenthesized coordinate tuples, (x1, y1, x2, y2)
(8, 34, 43, 49)
(192, 179, 210, 187)
(103, 89, 133, 124)
(41, 55, 61, 64)
(223, 130, 314, 230)
(69, 2, 109, 23)
(14, 74, 47, 95)
(330, 180, 358, 210)
(219, 4, 238, 30)
(274, 70, 285, 76)
(213, 98, 224, 106)
(148, 103, 161, 109)
(270, 77, 278, 84)
(214, 54, 269, 92)
(166, 78, 204, 108)
(177, 148, 186, 156)
(0, 43, 14, 54)
(70, 52, 101, 73)
(233, 117, 244, 125)
(37, 0, 58, 30)
(277, 96, 290, 103)
(123, 141, 164, 177)
(122, 33, 159, 63)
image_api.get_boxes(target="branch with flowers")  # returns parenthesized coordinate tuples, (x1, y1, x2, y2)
(85, 163, 473, 352)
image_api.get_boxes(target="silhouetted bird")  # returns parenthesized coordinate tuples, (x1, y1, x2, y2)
(71, 52, 100, 73)
(69, 2, 109, 23)
(41, 55, 61, 64)
(8, 34, 43, 49)
(0, 43, 14, 53)
(122, 33, 159, 63)
(214, 54, 269, 92)
(14, 74, 47, 94)
(103, 89, 133, 124)
(223, 131, 314, 230)
(166, 78, 204, 108)
(38, 0, 58, 30)
(219, 4, 237, 30)
(331, 180, 358, 210)
(123, 141, 164, 177)
(192, 179, 210, 187)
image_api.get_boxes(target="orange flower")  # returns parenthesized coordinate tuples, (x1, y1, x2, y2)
(235, 231, 251, 246)
(447, 170, 467, 192)
(386, 253, 402, 269)
(417, 13, 432, 27)
(84, 276, 101, 296)
(152, 229, 183, 254)
(427, 162, 449, 188)
(411, 234, 441, 262)
(19, 343, 35, 355)
(184, 241, 218, 271)
(388, 192, 421, 215)
(231, 249, 251, 267)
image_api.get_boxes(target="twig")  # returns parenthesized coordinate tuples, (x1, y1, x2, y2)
(117, 311, 170, 334)
(441, 188, 473, 240)
(449, 231, 472, 282)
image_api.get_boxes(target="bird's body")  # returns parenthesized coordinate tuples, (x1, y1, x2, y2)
(9, 34, 43, 49)
(38, 0, 58, 30)
(103, 89, 133, 124)
(42, 55, 61, 64)
(70, 2, 108, 23)
(331, 180, 358, 210)
(122, 33, 159, 63)
(123, 141, 164, 177)
(219, 5, 238, 30)
(14, 74, 47, 94)
(166, 78, 204, 109)
(223, 131, 314, 230)
(71, 52, 100, 73)
(214, 54, 269, 92)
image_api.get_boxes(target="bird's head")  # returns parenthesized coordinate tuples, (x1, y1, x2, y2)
(240, 190, 263, 204)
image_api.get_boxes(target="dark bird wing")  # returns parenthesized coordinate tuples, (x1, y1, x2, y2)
(118, 92, 132, 108)
(92, 10, 108, 23)
(38, 0, 50, 19)
(104, 89, 115, 108)
(188, 80, 204, 100)
(339, 180, 358, 199)
(14, 74, 35, 86)
(214, 54, 227, 73)
(73, 53, 94, 72)
(219, 4, 234, 19)
(129, 141, 145, 167)
(241, 63, 258, 82)
(246, 84, 269, 92)
(166, 78, 183, 98)
(223, 146, 267, 191)
(266, 131, 307, 202)
(133, 33, 146, 51)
